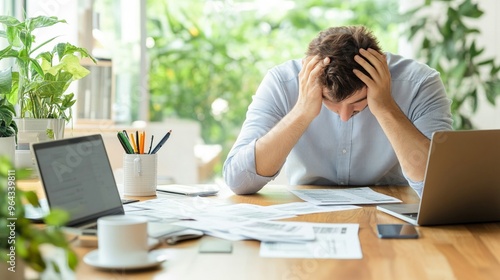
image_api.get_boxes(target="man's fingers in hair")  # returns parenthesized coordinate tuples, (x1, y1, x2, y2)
(354, 53, 377, 80)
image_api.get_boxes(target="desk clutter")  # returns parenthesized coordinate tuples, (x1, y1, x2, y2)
(79, 186, 404, 270)
(112, 188, 397, 260)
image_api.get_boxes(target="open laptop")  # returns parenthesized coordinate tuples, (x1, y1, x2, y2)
(377, 129, 500, 226)
(31, 134, 125, 232)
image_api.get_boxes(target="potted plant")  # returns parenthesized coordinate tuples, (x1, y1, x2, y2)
(0, 156, 78, 279)
(0, 65, 17, 160)
(0, 15, 95, 143)
(0, 96, 17, 161)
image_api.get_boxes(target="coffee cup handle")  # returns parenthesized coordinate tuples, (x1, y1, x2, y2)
(134, 157, 142, 175)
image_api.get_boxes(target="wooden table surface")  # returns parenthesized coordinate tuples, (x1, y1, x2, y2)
(70, 184, 500, 280)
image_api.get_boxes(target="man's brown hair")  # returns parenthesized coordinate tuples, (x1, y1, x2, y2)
(306, 26, 382, 101)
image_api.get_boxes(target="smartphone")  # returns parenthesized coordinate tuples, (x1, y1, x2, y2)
(377, 224, 419, 239)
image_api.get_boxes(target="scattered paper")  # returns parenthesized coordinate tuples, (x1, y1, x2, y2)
(124, 194, 364, 251)
(267, 202, 360, 215)
(260, 223, 362, 259)
(290, 187, 401, 205)
(193, 203, 297, 221)
(174, 219, 315, 243)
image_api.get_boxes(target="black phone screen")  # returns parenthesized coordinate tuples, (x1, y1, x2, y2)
(377, 224, 419, 239)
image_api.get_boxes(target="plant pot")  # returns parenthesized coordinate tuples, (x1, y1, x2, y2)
(15, 118, 65, 148)
(0, 136, 16, 163)
(14, 118, 65, 176)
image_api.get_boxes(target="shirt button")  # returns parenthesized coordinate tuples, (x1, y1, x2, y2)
(342, 149, 347, 154)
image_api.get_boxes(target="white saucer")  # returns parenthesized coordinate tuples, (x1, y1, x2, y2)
(83, 249, 167, 270)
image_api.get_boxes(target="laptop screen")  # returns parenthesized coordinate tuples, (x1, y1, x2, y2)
(33, 134, 123, 226)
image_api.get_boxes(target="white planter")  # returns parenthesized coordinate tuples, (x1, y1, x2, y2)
(14, 118, 65, 176)
(0, 135, 16, 163)
(15, 118, 65, 148)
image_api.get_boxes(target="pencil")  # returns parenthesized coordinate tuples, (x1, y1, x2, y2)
(147, 135, 154, 154)
(130, 133, 138, 154)
(117, 131, 134, 154)
(140, 131, 145, 154)
(135, 131, 140, 154)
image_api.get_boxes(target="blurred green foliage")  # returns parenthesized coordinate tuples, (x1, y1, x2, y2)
(402, 0, 500, 129)
(146, 0, 400, 162)
(0, 156, 78, 274)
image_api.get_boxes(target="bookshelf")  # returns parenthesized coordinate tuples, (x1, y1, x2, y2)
(76, 58, 114, 123)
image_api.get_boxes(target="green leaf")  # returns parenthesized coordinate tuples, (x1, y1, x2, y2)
(477, 59, 494, 66)
(66, 249, 79, 270)
(5, 25, 20, 46)
(56, 54, 90, 80)
(23, 190, 41, 207)
(26, 16, 66, 31)
(0, 45, 12, 58)
(485, 80, 500, 105)
(450, 61, 467, 79)
(44, 208, 70, 226)
(0, 68, 13, 94)
(29, 57, 45, 77)
(0, 15, 21, 27)
(37, 51, 53, 65)
(15, 167, 32, 179)
(458, 0, 484, 18)
(16, 236, 28, 258)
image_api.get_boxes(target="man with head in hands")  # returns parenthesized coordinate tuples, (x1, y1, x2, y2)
(223, 26, 452, 196)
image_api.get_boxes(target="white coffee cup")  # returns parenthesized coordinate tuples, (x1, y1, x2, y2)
(123, 153, 157, 196)
(97, 215, 149, 266)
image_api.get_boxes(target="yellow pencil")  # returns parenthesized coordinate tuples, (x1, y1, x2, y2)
(140, 131, 145, 154)
(130, 133, 138, 153)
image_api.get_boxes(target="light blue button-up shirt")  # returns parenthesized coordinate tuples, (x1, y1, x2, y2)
(223, 53, 453, 196)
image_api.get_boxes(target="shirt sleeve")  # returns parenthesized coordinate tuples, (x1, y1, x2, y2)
(223, 67, 292, 194)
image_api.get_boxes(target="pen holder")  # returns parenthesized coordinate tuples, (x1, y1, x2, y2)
(123, 153, 157, 196)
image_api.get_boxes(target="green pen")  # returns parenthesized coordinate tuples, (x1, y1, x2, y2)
(117, 131, 135, 154)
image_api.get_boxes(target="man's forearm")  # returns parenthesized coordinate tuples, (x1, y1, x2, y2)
(255, 108, 313, 177)
(373, 101, 430, 182)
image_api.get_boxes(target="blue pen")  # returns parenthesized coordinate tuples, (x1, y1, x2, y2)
(151, 130, 172, 154)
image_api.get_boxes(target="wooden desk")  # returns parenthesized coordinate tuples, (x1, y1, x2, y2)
(72, 185, 500, 280)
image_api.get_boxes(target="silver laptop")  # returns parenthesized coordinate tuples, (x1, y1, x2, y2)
(32, 134, 124, 232)
(377, 129, 500, 226)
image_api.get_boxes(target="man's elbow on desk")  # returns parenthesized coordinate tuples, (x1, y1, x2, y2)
(224, 177, 265, 195)
(223, 168, 266, 195)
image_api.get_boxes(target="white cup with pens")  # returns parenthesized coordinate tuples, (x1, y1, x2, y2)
(123, 153, 157, 196)
(117, 130, 171, 196)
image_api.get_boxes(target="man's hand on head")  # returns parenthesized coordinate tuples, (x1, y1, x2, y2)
(352, 48, 395, 116)
(295, 55, 330, 122)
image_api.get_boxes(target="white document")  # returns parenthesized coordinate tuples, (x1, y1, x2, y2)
(174, 219, 316, 243)
(267, 202, 360, 215)
(260, 223, 362, 259)
(230, 220, 316, 243)
(193, 203, 297, 221)
(124, 196, 230, 221)
(290, 187, 401, 205)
